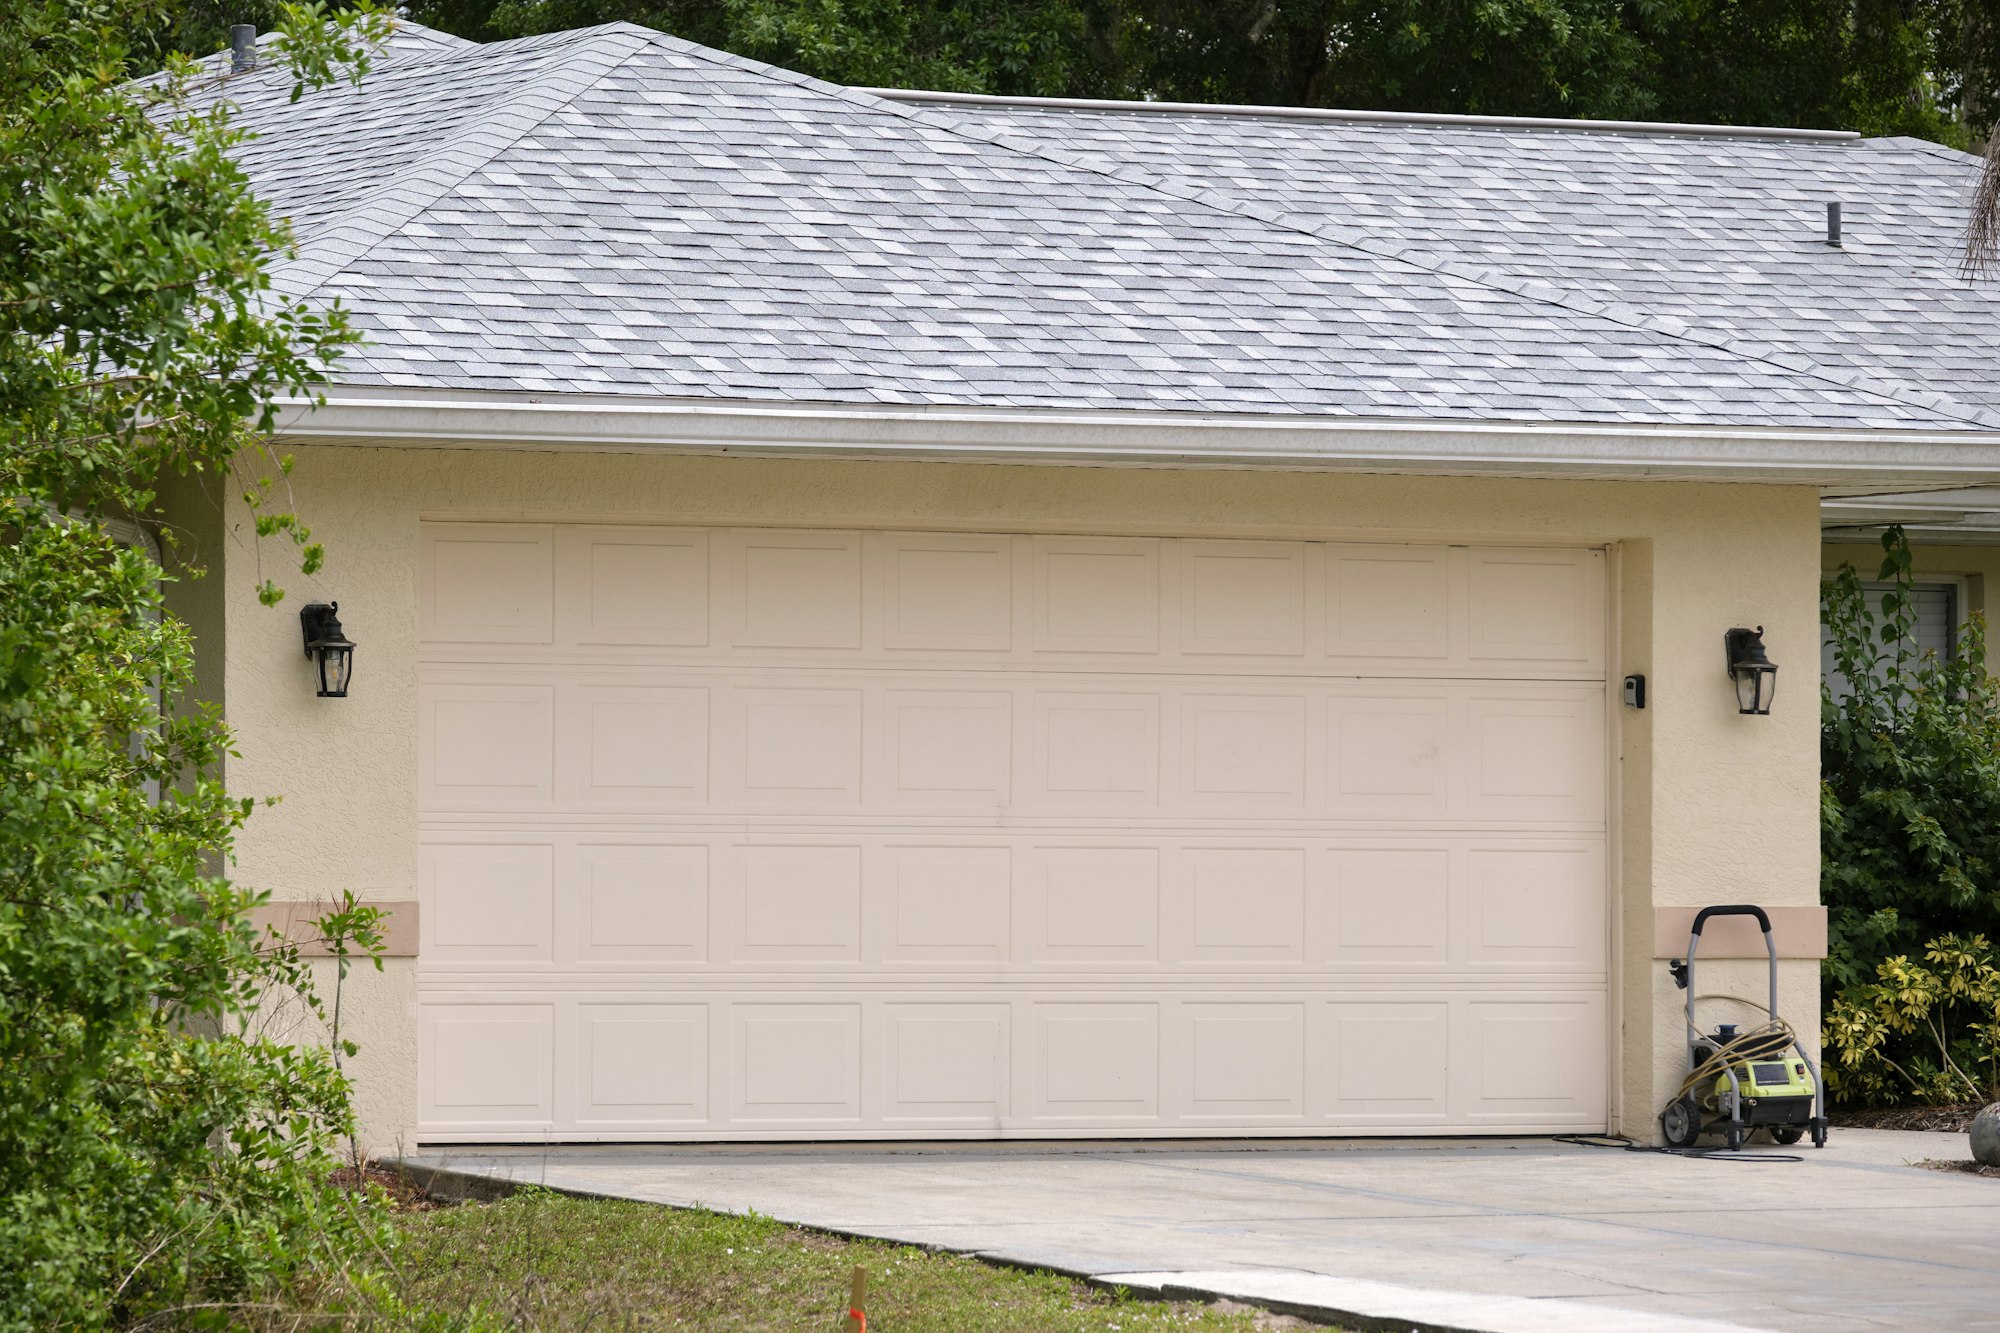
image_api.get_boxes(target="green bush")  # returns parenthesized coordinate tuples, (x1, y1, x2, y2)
(1820, 528, 2000, 1104)
(0, 1, 395, 1325)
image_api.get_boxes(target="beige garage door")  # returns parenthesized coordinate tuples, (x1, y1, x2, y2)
(415, 523, 1608, 1141)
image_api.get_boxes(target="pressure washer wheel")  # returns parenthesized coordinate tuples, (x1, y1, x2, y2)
(1770, 1125, 1804, 1146)
(1662, 1095, 1703, 1149)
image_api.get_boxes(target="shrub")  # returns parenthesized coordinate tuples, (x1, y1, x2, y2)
(1820, 528, 2000, 1103)
(0, 1, 393, 1325)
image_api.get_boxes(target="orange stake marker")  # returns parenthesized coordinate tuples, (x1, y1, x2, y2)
(843, 1265, 867, 1333)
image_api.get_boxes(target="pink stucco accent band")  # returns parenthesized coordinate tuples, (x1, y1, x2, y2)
(1653, 905, 1826, 959)
(247, 900, 419, 958)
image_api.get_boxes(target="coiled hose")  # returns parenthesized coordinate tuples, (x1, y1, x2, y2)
(1671, 1015, 1798, 1105)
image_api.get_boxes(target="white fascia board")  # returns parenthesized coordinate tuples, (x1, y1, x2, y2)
(272, 386, 2000, 488)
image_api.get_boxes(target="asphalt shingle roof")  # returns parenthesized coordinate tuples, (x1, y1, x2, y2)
(205, 21, 2000, 432)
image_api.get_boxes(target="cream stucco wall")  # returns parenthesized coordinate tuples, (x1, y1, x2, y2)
(171, 444, 1825, 1149)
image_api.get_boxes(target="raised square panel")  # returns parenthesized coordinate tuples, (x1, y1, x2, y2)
(734, 1004, 861, 1121)
(1327, 847, 1449, 963)
(1466, 692, 1605, 821)
(884, 691, 1011, 803)
(1467, 549, 1604, 669)
(1465, 845, 1605, 968)
(1181, 1003, 1304, 1119)
(1324, 1002, 1448, 1119)
(421, 842, 554, 962)
(883, 845, 1010, 961)
(1325, 695, 1448, 815)
(1029, 848, 1160, 962)
(727, 530, 863, 649)
(576, 1004, 708, 1123)
(576, 844, 708, 963)
(1034, 538, 1160, 653)
(420, 683, 554, 809)
(737, 689, 862, 800)
(1033, 692, 1159, 804)
(557, 526, 708, 647)
(1185, 848, 1305, 962)
(736, 845, 861, 961)
(420, 1003, 553, 1126)
(882, 535, 1012, 650)
(1181, 542, 1304, 655)
(1325, 546, 1448, 659)
(1183, 694, 1307, 806)
(1032, 1003, 1158, 1119)
(571, 686, 707, 805)
(421, 524, 553, 645)
(884, 1004, 1010, 1121)
(1459, 998, 1605, 1122)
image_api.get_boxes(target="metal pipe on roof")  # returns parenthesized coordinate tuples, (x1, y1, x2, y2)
(230, 24, 256, 73)
(1827, 201, 1843, 247)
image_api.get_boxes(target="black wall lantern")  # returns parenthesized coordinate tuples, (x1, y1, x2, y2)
(1724, 626, 1777, 715)
(300, 602, 356, 698)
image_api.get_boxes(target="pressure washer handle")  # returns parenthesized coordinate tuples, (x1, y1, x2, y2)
(1689, 904, 1771, 936)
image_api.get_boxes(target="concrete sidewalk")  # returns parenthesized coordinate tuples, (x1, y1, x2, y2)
(406, 1130, 2000, 1333)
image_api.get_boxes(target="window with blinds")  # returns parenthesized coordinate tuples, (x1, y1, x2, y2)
(1821, 581, 1959, 702)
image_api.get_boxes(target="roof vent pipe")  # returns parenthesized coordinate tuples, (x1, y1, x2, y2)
(230, 24, 256, 72)
(1826, 200, 1842, 248)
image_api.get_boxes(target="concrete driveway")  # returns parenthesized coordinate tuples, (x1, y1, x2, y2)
(408, 1130, 2000, 1333)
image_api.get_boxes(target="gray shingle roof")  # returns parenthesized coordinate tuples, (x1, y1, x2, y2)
(206, 20, 2000, 432)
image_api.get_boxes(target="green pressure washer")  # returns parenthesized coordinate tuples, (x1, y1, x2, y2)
(1660, 904, 1828, 1151)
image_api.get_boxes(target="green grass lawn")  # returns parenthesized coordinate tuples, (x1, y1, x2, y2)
(373, 1187, 1317, 1331)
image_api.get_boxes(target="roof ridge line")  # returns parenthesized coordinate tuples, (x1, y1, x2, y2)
(858, 87, 1862, 143)
(270, 27, 650, 305)
(825, 87, 2000, 432)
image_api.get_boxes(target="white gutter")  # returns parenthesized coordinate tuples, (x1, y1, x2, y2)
(273, 385, 2000, 489)
(852, 87, 1862, 143)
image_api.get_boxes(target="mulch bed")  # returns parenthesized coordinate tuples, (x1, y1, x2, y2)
(1915, 1158, 2000, 1179)
(329, 1162, 444, 1212)
(1831, 1102, 1987, 1133)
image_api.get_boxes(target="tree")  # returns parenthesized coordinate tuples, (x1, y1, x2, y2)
(1820, 529, 2000, 1103)
(0, 0, 394, 1324)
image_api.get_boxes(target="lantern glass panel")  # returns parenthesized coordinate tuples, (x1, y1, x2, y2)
(317, 645, 354, 697)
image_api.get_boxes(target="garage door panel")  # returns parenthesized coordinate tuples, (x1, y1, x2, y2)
(1454, 996, 1607, 1124)
(882, 1003, 1011, 1123)
(1178, 540, 1307, 656)
(574, 1002, 710, 1126)
(573, 843, 710, 964)
(419, 524, 1609, 1141)
(555, 525, 710, 648)
(732, 1003, 863, 1122)
(1174, 847, 1308, 965)
(1467, 548, 1605, 671)
(420, 682, 556, 810)
(1325, 544, 1451, 661)
(560, 684, 709, 807)
(732, 845, 862, 963)
(420, 841, 555, 963)
(1032, 1002, 1160, 1121)
(723, 687, 864, 805)
(1180, 1002, 1307, 1121)
(1320, 1001, 1452, 1123)
(719, 529, 864, 650)
(1028, 690, 1161, 808)
(1033, 537, 1163, 654)
(421, 1002, 555, 1128)
(877, 844, 1012, 963)
(881, 533, 1015, 651)
(421, 524, 554, 645)
(1465, 690, 1605, 821)
(875, 688, 1013, 807)
(1025, 846, 1163, 963)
